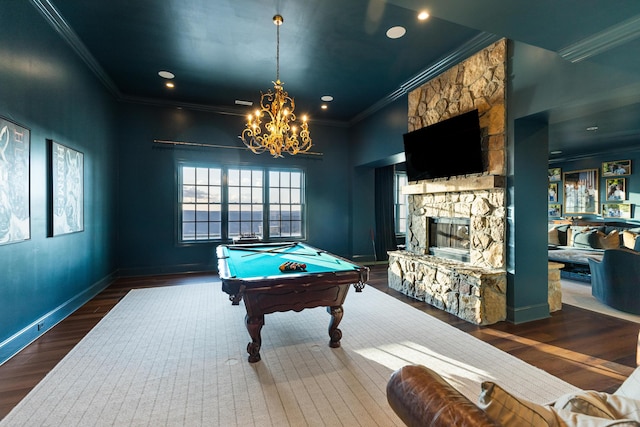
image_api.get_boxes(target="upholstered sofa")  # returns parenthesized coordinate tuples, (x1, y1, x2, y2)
(387, 364, 640, 426)
(589, 248, 640, 314)
(548, 221, 640, 281)
(548, 221, 640, 252)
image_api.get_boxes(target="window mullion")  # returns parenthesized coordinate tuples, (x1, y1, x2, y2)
(263, 170, 269, 240)
(221, 166, 229, 241)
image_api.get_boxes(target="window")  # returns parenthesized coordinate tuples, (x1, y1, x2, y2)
(269, 170, 303, 237)
(395, 171, 408, 235)
(228, 168, 263, 238)
(181, 166, 222, 241)
(179, 165, 305, 242)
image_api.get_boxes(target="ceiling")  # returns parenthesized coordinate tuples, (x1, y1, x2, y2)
(37, 0, 640, 157)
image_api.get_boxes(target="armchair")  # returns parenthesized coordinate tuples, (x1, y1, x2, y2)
(588, 247, 640, 314)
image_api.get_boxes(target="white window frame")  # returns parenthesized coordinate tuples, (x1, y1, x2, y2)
(394, 171, 408, 235)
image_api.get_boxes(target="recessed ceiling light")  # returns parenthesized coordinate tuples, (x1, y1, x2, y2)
(321, 104, 328, 110)
(418, 11, 430, 20)
(550, 150, 562, 155)
(165, 82, 175, 89)
(386, 26, 406, 39)
(158, 70, 175, 79)
(586, 126, 599, 131)
(321, 95, 333, 102)
(235, 100, 253, 106)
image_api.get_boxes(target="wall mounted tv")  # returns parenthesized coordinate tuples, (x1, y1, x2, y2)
(403, 109, 483, 182)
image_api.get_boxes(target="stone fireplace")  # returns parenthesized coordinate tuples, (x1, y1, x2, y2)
(387, 39, 508, 325)
(404, 176, 506, 269)
(388, 176, 507, 325)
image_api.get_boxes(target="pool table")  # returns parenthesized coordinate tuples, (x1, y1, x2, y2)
(216, 242, 369, 363)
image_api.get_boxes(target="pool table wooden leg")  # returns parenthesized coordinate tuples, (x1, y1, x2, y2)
(327, 305, 343, 348)
(245, 314, 264, 363)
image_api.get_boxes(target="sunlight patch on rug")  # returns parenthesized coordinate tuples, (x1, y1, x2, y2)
(355, 341, 495, 388)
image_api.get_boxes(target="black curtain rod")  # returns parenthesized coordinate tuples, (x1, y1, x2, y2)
(153, 139, 323, 157)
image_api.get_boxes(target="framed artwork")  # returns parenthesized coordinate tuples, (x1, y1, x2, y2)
(47, 139, 84, 236)
(548, 203, 562, 217)
(0, 116, 30, 245)
(548, 167, 561, 182)
(605, 178, 626, 201)
(563, 169, 599, 215)
(602, 203, 632, 219)
(548, 183, 558, 202)
(602, 160, 631, 176)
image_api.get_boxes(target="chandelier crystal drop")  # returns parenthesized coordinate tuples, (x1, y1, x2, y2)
(240, 14, 312, 157)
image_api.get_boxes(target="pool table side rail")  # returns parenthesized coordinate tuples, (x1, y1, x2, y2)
(218, 264, 369, 300)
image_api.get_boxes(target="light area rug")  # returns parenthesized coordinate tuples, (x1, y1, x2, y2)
(1, 282, 579, 427)
(561, 279, 640, 323)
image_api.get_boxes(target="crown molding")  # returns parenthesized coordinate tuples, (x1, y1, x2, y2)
(558, 14, 640, 63)
(30, 0, 121, 98)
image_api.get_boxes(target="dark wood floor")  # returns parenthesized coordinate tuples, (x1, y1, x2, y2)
(1, 265, 638, 420)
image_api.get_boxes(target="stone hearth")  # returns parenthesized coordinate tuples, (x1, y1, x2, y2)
(388, 251, 506, 325)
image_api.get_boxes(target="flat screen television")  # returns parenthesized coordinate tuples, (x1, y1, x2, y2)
(403, 109, 483, 182)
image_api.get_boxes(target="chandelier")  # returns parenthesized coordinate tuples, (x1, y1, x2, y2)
(240, 14, 312, 157)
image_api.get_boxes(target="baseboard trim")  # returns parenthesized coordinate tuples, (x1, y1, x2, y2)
(506, 302, 551, 324)
(352, 254, 377, 264)
(117, 262, 214, 277)
(0, 271, 117, 366)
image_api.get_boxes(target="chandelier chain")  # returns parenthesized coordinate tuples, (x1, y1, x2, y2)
(276, 17, 280, 82)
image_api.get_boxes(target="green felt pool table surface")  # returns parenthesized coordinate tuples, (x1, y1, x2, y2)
(217, 241, 362, 280)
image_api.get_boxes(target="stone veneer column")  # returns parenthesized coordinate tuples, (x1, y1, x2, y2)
(407, 39, 507, 176)
(390, 39, 511, 325)
(406, 38, 507, 271)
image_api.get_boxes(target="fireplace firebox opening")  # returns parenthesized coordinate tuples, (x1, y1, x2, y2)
(428, 217, 470, 262)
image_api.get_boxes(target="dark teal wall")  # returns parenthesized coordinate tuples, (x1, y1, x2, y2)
(351, 100, 408, 167)
(509, 41, 640, 123)
(0, 1, 117, 362)
(506, 116, 551, 323)
(116, 104, 352, 275)
(349, 98, 408, 260)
